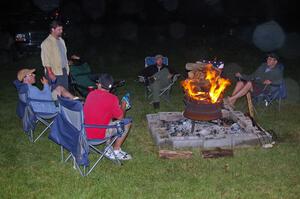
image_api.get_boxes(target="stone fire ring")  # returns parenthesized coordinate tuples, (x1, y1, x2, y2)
(146, 110, 273, 149)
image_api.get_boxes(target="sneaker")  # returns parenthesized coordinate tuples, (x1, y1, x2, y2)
(115, 149, 132, 160)
(104, 148, 117, 160)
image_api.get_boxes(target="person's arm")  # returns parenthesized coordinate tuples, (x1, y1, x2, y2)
(40, 77, 51, 92)
(239, 64, 264, 81)
(267, 67, 283, 85)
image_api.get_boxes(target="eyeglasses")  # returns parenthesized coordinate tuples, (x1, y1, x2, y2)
(26, 73, 35, 77)
(24, 73, 35, 80)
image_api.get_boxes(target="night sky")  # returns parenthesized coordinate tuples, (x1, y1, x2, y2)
(0, 0, 299, 65)
(0, 0, 298, 29)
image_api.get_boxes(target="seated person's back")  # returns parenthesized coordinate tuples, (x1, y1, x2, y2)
(84, 89, 123, 139)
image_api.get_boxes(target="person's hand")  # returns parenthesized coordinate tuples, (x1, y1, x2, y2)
(40, 76, 49, 85)
(46, 67, 57, 81)
(148, 76, 156, 84)
(263, 80, 272, 85)
(48, 72, 56, 81)
(167, 74, 173, 79)
(71, 54, 80, 60)
(121, 93, 131, 110)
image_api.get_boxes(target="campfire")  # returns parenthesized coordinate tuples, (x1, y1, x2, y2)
(181, 62, 231, 121)
(146, 62, 273, 150)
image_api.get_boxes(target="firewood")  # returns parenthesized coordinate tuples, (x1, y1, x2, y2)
(201, 148, 233, 158)
(159, 149, 193, 159)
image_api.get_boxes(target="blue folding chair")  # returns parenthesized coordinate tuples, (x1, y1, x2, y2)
(253, 64, 287, 111)
(138, 56, 180, 101)
(13, 80, 58, 143)
(49, 96, 132, 176)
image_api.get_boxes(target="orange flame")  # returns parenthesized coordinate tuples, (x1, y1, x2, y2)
(181, 64, 230, 103)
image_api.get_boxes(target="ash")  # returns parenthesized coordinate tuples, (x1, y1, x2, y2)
(162, 118, 245, 138)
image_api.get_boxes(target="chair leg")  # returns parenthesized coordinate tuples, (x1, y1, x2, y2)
(29, 130, 34, 142)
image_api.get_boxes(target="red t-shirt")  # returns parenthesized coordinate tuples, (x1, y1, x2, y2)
(83, 89, 123, 139)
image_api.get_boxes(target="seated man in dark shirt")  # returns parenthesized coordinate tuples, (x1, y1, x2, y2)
(139, 54, 176, 109)
(226, 53, 283, 107)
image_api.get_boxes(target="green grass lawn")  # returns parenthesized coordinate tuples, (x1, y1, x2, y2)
(1, 38, 300, 198)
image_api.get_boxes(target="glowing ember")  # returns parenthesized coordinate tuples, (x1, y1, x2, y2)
(181, 64, 230, 103)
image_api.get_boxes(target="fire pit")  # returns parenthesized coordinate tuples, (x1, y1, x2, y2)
(146, 111, 273, 149)
(146, 62, 273, 150)
(181, 63, 230, 121)
(183, 99, 222, 121)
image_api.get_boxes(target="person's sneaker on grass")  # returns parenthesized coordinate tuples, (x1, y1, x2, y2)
(114, 149, 132, 160)
(104, 148, 117, 160)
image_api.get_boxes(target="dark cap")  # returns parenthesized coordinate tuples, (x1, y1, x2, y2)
(92, 73, 114, 90)
(267, 52, 279, 61)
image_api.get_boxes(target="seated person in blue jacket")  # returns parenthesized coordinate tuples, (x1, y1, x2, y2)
(139, 54, 177, 109)
(226, 53, 283, 107)
(17, 68, 76, 113)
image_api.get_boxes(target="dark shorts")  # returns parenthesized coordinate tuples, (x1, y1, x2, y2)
(252, 82, 266, 96)
(46, 68, 69, 90)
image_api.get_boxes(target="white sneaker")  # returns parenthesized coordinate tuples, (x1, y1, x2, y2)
(115, 149, 132, 160)
(104, 148, 117, 160)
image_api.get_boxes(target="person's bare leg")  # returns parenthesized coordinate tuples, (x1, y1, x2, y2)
(113, 123, 131, 150)
(229, 81, 253, 105)
(231, 81, 246, 96)
(54, 86, 75, 99)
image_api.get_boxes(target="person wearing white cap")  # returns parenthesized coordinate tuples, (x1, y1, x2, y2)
(17, 68, 76, 113)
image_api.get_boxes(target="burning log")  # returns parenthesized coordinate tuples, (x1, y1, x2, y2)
(182, 62, 231, 121)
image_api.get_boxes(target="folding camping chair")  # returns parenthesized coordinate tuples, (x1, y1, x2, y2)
(70, 62, 126, 97)
(138, 56, 180, 101)
(49, 96, 131, 176)
(13, 80, 58, 143)
(252, 63, 287, 112)
(69, 62, 96, 97)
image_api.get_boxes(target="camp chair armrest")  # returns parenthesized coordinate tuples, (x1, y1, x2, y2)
(269, 83, 281, 87)
(27, 97, 56, 103)
(171, 73, 181, 81)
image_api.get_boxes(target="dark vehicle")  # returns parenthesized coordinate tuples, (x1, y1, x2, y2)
(11, 9, 67, 55)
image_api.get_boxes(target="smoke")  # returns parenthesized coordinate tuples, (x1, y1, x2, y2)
(252, 20, 286, 52)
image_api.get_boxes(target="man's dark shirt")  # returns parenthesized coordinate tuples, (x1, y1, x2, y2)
(139, 64, 176, 78)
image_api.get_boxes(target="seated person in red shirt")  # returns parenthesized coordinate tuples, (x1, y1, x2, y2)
(83, 73, 132, 160)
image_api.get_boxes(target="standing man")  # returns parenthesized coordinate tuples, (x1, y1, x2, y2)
(41, 20, 69, 90)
